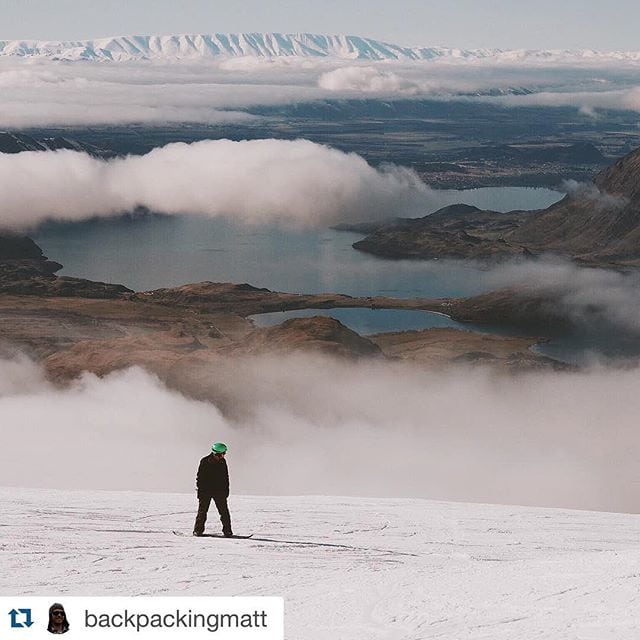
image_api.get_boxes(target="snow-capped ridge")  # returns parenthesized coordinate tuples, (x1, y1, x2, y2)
(2, 33, 640, 63)
(0, 33, 468, 62)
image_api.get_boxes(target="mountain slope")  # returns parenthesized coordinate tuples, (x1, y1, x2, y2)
(350, 146, 640, 265)
(508, 146, 640, 262)
(1, 33, 640, 63)
(2, 487, 639, 639)
(0, 33, 489, 61)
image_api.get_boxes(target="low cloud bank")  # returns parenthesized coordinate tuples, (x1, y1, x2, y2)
(482, 258, 640, 339)
(318, 66, 421, 94)
(490, 86, 640, 113)
(0, 139, 429, 230)
(562, 179, 629, 211)
(2, 58, 640, 126)
(0, 58, 323, 126)
(1, 352, 640, 513)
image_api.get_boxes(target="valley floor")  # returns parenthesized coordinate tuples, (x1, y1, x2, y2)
(2, 488, 639, 639)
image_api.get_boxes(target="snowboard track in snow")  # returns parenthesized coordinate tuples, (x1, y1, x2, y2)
(79, 527, 420, 557)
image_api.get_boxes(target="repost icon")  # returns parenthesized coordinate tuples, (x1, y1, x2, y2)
(9, 607, 34, 628)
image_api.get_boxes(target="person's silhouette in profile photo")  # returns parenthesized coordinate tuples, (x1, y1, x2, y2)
(47, 603, 69, 634)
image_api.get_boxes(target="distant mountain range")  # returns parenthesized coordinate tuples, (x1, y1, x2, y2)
(1, 33, 640, 63)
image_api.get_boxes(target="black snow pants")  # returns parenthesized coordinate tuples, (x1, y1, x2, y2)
(194, 496, 232, 536)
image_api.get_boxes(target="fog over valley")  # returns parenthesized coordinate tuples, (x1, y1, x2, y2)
(2, 53, 640, 127)
(2, 353, 640, 513)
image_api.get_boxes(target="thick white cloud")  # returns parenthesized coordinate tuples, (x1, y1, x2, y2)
(0, 138, 430, 229)
(1, 352, 640, 513)
(318, 66, 421, 94)
(488, 85, 640, 113)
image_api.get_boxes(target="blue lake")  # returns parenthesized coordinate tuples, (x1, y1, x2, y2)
(33, 186, 561, 336)
(35, 187, 561, 304)
(249, 308, 470, 335)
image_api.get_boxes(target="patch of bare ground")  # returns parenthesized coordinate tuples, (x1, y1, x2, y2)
(0, 288, 564, 399)
(370, 328, 569, 372)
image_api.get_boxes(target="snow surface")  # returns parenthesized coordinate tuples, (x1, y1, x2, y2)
(3, 487, 640, 639)
(1, 33, 640, 64)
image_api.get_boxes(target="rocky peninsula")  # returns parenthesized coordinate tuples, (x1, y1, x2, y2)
(350, 146, 640, 266)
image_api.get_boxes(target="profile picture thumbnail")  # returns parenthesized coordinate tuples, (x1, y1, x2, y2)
(47, 603, 69, 634)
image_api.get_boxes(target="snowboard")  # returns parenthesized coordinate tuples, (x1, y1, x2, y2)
(173, 530, 253, 539)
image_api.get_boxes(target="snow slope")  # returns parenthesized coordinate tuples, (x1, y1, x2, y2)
(3, 487, 640, 639)
(1, 33, 640, 64)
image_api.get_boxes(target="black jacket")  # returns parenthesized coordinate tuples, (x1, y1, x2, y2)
(196, 453, 229, 498)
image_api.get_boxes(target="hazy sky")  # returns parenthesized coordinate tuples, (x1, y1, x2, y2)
(3, 0, 640, 50)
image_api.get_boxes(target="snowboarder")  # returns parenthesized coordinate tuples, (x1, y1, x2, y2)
(193, 442, 233, 537)
(47, 603, 69, 634)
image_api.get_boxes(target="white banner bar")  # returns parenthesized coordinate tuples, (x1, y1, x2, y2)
(1, 597, 284, 639)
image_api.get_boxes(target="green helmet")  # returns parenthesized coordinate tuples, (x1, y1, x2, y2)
(212, 442, 228, 454)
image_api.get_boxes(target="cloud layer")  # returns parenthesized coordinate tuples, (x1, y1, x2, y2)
(488, 85, 640, 114)
(0, 139, 430, 229)
(1, 352, 640, 513)
(318, 66, 421, 94)
(482, 258, 640, 340)
(2, 57, 640, 127)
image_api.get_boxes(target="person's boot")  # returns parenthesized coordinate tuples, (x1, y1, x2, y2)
(223, 531, 233, 537)
(193, 531, 203, 537)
